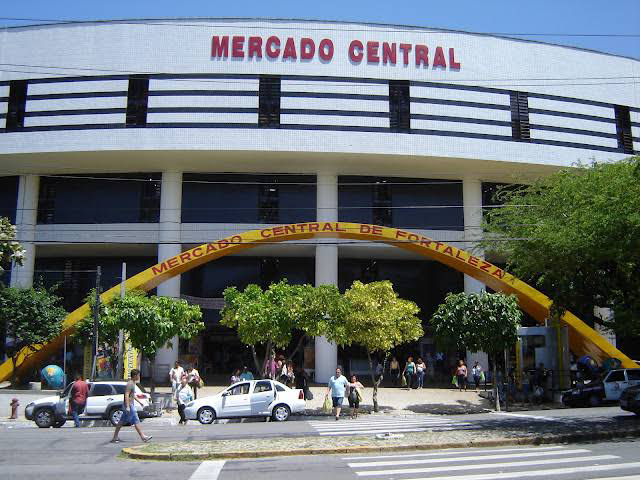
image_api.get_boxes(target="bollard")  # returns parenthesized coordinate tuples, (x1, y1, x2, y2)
(10, 398, 19, 419)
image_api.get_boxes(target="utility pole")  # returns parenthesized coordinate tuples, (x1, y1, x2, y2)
(90, 266, 101, 381)
(116, 262, 126, 379)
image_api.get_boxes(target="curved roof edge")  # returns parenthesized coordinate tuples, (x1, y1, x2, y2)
(2, 17, 639, 62)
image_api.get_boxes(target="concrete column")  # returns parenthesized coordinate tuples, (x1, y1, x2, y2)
(153, 172, 182, 381)
(10, 175, 39, 288)
(314, 173, 338, 383)
(463, 178, 488, 373)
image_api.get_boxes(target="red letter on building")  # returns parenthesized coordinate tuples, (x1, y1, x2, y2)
(318, 39, 334, 61)
(211, 36, 229, 58)
(266, 36, 281, 58)
(232, 36, 245, 58)
(415, 45, 428, 67)
(300, 38, 315, 60)
(382, 42, 397, 65)
(433, 46, 446, 68)
(349, 40, 364, 63)
(283, 37, 297, 59)
(399, 43, 412, 65)
(248, 36, 263, 58)
(367, 41, 380, 63)
(449, 48, 461, 69)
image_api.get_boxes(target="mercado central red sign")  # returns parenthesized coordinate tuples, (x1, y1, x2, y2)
(211, 35, 461, 70)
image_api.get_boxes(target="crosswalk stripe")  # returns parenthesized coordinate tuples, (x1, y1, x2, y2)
(354, 455, 619, 476)
(188, 460, 226, 480)
(318, 426, 478, 436)
(372, 461, 640, 480)
(311, 421, 470, 429)
(308, 416, 476, 436)
(348, 448, 592, 468)
(308, 419, 458, 427)
(342, 445, 566, 460)
(589, 476, 640, 480)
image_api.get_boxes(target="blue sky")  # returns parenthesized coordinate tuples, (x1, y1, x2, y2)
(1, 0, 639, 59)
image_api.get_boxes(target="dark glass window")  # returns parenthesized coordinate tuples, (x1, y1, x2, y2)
(254, 380, 272, 393)
(181, 174, 315, 224)
(259, 76, 281, 127)
(90, 384, 114, 396)
(339, 176, 463, 230)
(614, 105, 633, 154)
(605, 370, 625, 382)
(0, 176, 19, 223)
(126, 76, 149, 127)
(389, 80, 410, 132)
(6, 80, 28, 131)
(37, 174, 160, 224)
(510, 91, 530, 141)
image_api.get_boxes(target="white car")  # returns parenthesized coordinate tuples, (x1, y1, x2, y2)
(184, 379, 305, 423)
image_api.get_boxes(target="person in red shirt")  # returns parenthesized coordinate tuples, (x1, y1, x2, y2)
(69, 373, 89, 427)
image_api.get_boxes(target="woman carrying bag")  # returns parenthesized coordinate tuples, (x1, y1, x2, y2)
(348, 375, 364, 419)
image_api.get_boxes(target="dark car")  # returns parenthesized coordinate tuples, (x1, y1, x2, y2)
(620, 384, 640, 415)
(562, 380, 606, 407)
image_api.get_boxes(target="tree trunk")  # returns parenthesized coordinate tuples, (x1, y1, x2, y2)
(286, 334, 307, 364)
(251, 345, 262, 379)
(149, 356, 156, 397)
(10, 355, 18, 388)
(367, 352, 388, 413)
(262, 340, 272, 378)
(493, 356, 501, 412)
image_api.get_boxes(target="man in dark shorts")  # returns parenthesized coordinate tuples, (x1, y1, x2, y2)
(111, 369, 151, 443)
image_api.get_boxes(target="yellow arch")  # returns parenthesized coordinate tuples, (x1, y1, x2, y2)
(0, 222, 634, 382)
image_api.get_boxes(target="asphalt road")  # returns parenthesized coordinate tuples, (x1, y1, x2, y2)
(1, 406, 639, 480)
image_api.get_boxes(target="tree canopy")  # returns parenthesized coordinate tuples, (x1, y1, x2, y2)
(0, 217, 25, 273)
(482, 157, 640, 336)
(0, 284, 66, 385)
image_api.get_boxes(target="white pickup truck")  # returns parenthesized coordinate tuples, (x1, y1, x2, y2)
(562, 368, 640, 407)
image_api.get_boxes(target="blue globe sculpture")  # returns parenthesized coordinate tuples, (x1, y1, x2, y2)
(41, 365, 65, 389)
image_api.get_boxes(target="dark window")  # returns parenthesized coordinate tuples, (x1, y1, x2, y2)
(626, 370, 640, 381)
(510, 91, 530, 141)
(90, 384, 114, 396)
(275, 384, 286, 392)
(6, 80, 28, 131)
(0, 176, 19, 223)
(259, 184, 279, 223)
(389, 80, 410, 132)
(254, 380, 272, 393)
(37, 174, 160, 224)
(113, 385, 126, 394)
(228, 383, 250, 395)
(605, 370, 625, 382)
(614, 105, 633, 154)
(126, 77, 149, 127)
(259, 76, 280, 127)
(372, 181, 393, 226)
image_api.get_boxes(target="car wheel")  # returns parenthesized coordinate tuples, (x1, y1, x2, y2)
(197, 407, 216, 425)
(109, 407, 125, 426)
(271, 404, 291, 422)
(34, 408, 55, 428)
(53, 419, 66, 428)
(588, 395, 601, 407)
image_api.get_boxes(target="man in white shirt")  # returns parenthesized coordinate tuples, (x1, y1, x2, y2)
(169, 361, 184, 407)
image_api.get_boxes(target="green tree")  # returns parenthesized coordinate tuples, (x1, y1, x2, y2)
(0, 284, 66, 386)
(430, 292, 522, 410)
(100, 290, 204, 393)
(0, 217, 25, 274)
(342, 280, 423, 412)
(221, 280, 346, 377)
(482, 157, 640, 337)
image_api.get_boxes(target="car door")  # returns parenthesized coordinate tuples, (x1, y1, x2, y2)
(603, 370, 627, 400)
(627, 370, 640, 388)
(251, 380, 275, 416)
(219, 382, 252, 418)
(85, 383, 116, 415)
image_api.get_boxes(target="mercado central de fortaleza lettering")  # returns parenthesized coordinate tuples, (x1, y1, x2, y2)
(211, 35, 462, 69)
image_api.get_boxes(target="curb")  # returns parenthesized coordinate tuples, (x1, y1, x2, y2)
(122, 428, 640, 461)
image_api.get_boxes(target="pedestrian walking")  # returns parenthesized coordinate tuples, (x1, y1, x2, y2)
(169, 361, 183, 408)
(69, 372, 89, 427)
(389, 357, 400, 386)
(415, 358, 426, 389)
(326, 367, 350, 420)
(239, 366, 254, 381)
(111, 369, 151, 443)
(175, 374, 193, 425)
(187, 365, 201, 399)
(455, 360, 468, 392)
(347, 375, 364, 418)
(230, 369, 241, 385)
(471, 360, 483, 391)
(403, 356, 415, 390)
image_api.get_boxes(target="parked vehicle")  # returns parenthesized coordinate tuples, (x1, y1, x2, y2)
(620, 384, 640, 415)
(24, 380, 159, 428)
(184, 379, 305, 424)
(562, 368, 640, 407)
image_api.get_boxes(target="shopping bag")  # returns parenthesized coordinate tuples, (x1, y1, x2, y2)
(356, 388, 363, 403)
(451, 375, 458, 387)
(479, 371, 485, 383)
(401, 374, 407, 387)
(322, 395, 332, 413)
